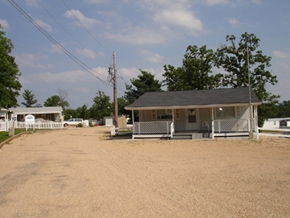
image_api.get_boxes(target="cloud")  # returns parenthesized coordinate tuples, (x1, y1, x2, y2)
(33, 19, 52, 32)
(140, 0, 203, 33)
(25, 0, 40, 8)
(140, 50, 164, 63)
(251, 0, 261, 5)
(273, 50, 290, 59)
(153, 9, 203, 32)
(105, 25, 166, 44)
(0, 19, 9, 30)
(35, 70, 89, 83)
(64, 10, 100, 29)
(83, 0, 109, 4)
(15, 53, 49, 69)
(75, 48, 97, 59)
(205, 0, 229, 5)
(228, 18, 240, 28)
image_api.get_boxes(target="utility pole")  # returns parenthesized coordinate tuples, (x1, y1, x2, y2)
(247, 45, 253, 139)
(113, 51, 118, 127)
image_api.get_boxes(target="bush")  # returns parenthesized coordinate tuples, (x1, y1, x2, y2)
(77, 123, 83, 127)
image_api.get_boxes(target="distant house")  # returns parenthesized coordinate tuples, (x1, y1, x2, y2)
(0, 108, 9, 131)
(263, 118, 290, 129)
(125, 87, 261, 139)
(9, 107, 63, 122)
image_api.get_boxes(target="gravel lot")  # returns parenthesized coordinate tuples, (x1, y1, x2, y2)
(0, 127, 290, 218)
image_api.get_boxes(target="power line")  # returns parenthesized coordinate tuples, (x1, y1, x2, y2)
(8, 0, 112, 88)
(35, 0, 109, 66)
(60, 0, 111, 55)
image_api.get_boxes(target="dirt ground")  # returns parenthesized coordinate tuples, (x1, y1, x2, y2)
(0, 127, 289, 218)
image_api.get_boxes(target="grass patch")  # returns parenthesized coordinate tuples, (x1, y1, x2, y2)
(0, 129, 53, 144)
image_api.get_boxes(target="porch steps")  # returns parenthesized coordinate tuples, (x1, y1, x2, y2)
(171, 132, 211, 140)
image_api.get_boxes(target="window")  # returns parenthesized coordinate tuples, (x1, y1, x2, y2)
(175, 109, 180, 120)
(188, 108, 196, 123)
(236, 106, 241, 117)
(152, 110, 157, 120)
(157, 109, 172, 120)
(216, 107, 235, 118)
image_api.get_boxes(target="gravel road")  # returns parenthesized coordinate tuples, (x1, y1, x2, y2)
(0, 127, 290, 217)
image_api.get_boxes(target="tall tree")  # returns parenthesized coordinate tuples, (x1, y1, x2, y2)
(43, 89, 69, 109)
(163, 45, 222, 91)
(44, 95, 61, 107)
(0, 26, 22, 108)
(215, 32, 279, 126)
(125, 69, 162, 104)
(89, 91, 112, 119)
(21, 89, 37, 107)
(57, 89, 70, 109)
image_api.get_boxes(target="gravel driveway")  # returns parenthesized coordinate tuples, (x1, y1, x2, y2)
(0, 127, 290, 217)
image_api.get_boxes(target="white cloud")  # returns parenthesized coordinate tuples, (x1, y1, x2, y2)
(25, 0, 40, 8)
(0, 19, 9, 30)
(15, 53, 48, 69)
(33, 19, 52, 32)
(205, 0, 229, 5)
(83, 0, 109, 4)
(105, 25, 166, 44)
(153, 9, 203, 32)
(64, 10, 100, 29)
(35, 70, 89, 83)
(273, 50, 290, 59)
(140, 0, 203, 33)
(76, 48, 97, 59)
(140, 50, 164, 63)
(49, 44, 63, 53)
(251, 0, 261, 5)
(228, 18, 240, 28)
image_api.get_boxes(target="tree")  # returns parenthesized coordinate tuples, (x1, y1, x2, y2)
(43, 89, 69, 109)
(215, 32, 279, 126)
(117, 96, 130, 117)
(44, 95, 60, 107)
(125, 69, 162, 104)
(277, 100, 290, 118)
(89, 91, 112, 119)
(0, 26, 22, 108)
(21, 89, 37, 107)
(163, 45, 222, 91)
(57, 89, 70, 109)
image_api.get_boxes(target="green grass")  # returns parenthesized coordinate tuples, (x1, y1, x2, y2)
(0, 129, 52, 144)
(0, 129, 29, 144)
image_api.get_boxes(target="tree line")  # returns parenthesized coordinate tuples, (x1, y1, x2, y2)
(1, 25, 289, 125)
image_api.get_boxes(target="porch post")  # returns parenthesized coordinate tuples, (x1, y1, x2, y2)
(132, 110, 135, 139)
(172, 108, 174, 134)
(211, 107, 214, 139)
(254, 105, 259, 139)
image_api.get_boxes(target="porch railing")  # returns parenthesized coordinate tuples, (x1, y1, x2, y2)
(133, 121, 173, 135)
(213, 119, 250, 133)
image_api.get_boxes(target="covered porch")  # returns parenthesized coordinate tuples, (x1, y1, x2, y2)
(130, 106, 259, 140)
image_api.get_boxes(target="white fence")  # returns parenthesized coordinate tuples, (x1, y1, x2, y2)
(7, 121, 63, 130)
(0, 120, 7, 131)
(258, 127, 290, 138)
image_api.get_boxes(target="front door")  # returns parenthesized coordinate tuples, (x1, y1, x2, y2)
(186, 108, 199, 131)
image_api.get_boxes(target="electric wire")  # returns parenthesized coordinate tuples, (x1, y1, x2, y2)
(36, 0, 109, 66)
(60, 0, 112, 55)
(8, 0, 113, 88)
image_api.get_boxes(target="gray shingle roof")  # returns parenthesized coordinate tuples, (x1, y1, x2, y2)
(125, 87, 261, 110)
(10, 106, 63, 114)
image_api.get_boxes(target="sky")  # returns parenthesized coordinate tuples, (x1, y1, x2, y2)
(1, 0, 290, 109)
